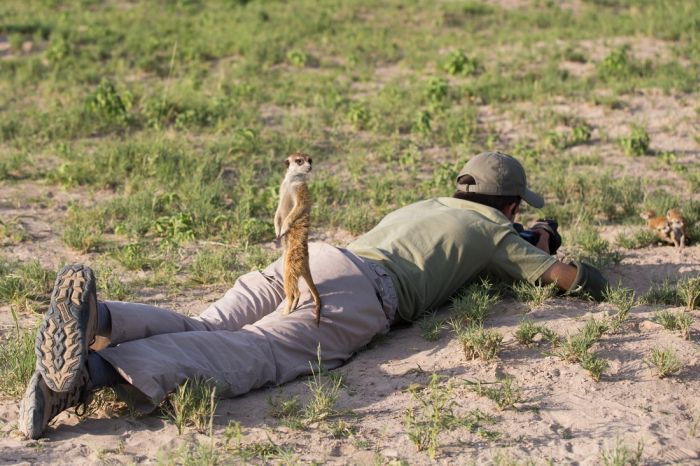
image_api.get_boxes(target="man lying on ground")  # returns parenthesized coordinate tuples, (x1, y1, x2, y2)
(19, 151, 607, 438)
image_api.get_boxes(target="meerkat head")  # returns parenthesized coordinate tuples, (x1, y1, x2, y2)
(640, 210, 656, 220)
(666, 208, 682, 221)
(285, 152, 313, 178)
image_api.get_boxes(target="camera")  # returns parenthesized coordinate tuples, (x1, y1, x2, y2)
(513, 219, 561, 254)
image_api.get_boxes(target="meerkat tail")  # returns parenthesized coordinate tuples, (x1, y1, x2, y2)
(301, 268, 322, 327)
(282, 258, 300, 315)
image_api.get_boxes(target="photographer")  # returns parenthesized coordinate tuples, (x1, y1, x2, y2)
(19, 151, 607, 439)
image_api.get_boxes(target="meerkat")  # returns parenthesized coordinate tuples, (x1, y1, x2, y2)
(640, 210, 673, 245)
(666, 208, 688, 249)
(274, 152, 322, 326)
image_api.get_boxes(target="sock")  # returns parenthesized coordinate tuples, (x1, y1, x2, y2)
(97, 302, 112, 338)
(87, 353, 125, 389)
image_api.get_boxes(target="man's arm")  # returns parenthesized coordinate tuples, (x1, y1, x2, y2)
(540, 260, 608, 301)
(540, 261, 577, 290)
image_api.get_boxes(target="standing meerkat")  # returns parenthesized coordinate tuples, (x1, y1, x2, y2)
(274, 152, 322, 325)
(666, 208, 688, 249)
(640, 210, 673, 245)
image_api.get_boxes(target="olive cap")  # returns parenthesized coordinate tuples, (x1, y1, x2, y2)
(456, 151, 544, 208)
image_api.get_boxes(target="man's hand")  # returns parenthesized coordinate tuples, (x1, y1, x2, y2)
(532, 228, 550, 254)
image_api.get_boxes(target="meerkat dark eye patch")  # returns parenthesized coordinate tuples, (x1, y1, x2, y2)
(308, 158, 312, 164)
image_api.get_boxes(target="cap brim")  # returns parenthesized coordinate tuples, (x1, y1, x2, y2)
(522, 189, 544, 208)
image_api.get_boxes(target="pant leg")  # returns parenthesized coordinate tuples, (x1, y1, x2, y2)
(105, 265, 285, 344)
(97, 243, 389, 411)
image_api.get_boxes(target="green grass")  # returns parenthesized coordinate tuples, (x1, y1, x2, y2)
(640, 279, 681, 306)
(600, 439, 644, 466)
(0, 311, 37, 398)
(0, 259, 53, 313)
(604, 285, 635, 333)
(162, 377, 218, 435)
(403, 373, 498, 459)
(655, 310, 693, 340)
(646, 347, 682, 379)
(511, 281, 557, 307)
(469, 376, 523, 411)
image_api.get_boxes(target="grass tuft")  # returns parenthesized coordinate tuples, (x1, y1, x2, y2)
(418, 312, 446, 342)
(600, 439, 644, 466)
(511, 281, 557, 307)
(162, 377, 218, 435)
(677, 276, 700, 311)
(470, 376, 522, 411)
(604, 285, 635, 333)
(0, 311, 37, 398)
(646, 347, 682, 378)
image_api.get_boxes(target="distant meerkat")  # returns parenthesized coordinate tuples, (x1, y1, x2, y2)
(666, 208, 688, 249)
(640, 210, 673, 245)
(274, 152, 322, 325)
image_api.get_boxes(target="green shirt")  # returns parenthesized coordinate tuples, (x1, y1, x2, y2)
(347, 198, 557, 322)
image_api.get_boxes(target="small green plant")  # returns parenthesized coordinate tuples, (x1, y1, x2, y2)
(0, 260, 53, 312)
(403, 374, 496, 458)
(580, 353, 608, 382)
(426, 77, 449, 104)
(153, 212, 196, 245)
(514, 319, 540, 346)
(329, 419, 357, 439)
(267, 394, 304, 429)
(619, 125, 650, 156)
(221, 421, 293, 463)
(418, 312, 445, 342)
(86, 78, 132, 126)
(615, 229, 657, 249)
(569, 123, 593, 146)
(302, 345, 343, 423)
(443, 49, 479, 76)
(111, 243, 155, 271)
(286, 49, 308, 67)
(677, 276, 700, 310)
(511, 281, 557, 307)
(455, 325, 502, 361)
(162, 377, 218, 435)
(567, 227, 620, 269)
(604, 285, 635, 333)
(470, 376, 522, 411)
(600, 439, 644, 466)
(0, 310, 36, 398)
(450, 278, 499, 327)
(413, 110, 432, 135)
(556, 318, 608, 380)
(598, 46, 642, 80)
(655, 310, 693, 340)
(646, 347, 682, 378)
(62, 205, 104, 253)
(641, 279, 681, 306)
(403, 374, 453, 459)
(190, 248, 239, 285)
(347, 102, 371, 130)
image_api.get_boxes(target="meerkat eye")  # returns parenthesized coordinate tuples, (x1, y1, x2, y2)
(295, 159, 304, 166)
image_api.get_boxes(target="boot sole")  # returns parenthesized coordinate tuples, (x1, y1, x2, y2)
(35, 264, 96, 393)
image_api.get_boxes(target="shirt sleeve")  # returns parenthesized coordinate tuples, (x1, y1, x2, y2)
(486, 231, 558, 284)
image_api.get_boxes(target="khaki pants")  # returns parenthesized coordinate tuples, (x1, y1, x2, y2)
(97, 242, 398, 411)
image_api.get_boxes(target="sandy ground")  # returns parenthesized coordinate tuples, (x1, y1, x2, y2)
(1, 87, 699, 464)
(0, 193, 699, 465)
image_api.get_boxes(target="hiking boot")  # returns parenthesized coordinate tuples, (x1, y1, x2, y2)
(18, 367, 92, 440)
(35, 264, 97, 393)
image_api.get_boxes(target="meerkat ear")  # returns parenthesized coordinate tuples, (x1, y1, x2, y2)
(285, 159, 290, 167)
